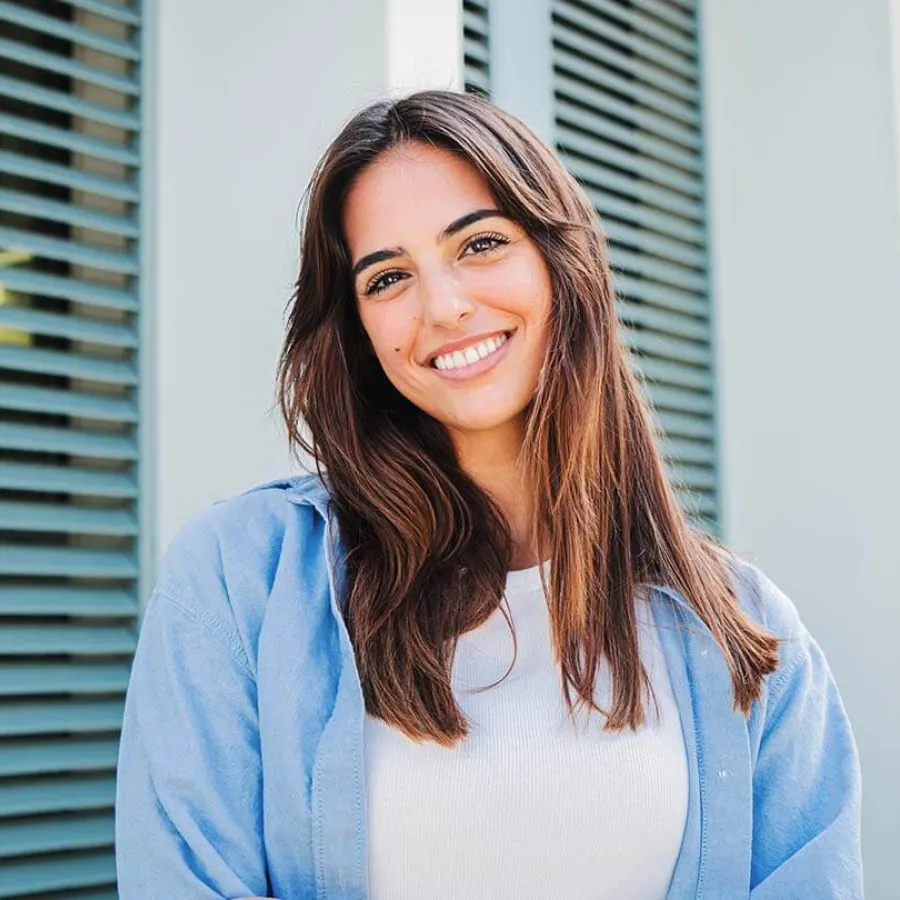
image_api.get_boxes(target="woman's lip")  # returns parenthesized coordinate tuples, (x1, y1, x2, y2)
(428, 331, 515, 382)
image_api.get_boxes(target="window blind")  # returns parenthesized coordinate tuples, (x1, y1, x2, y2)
(0, 0, 143, 895)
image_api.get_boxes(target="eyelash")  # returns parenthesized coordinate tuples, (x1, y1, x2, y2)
(363, 231, 510, 296)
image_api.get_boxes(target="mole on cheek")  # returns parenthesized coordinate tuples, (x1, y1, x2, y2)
(394, 347, 400, 352)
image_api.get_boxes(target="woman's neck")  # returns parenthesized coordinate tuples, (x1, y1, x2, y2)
(450, 417, 544, 569)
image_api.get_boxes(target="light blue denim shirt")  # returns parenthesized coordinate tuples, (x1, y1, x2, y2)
(115, 474, 863, 899)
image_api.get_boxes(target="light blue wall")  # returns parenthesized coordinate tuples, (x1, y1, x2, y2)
(701, 1, 900, 895)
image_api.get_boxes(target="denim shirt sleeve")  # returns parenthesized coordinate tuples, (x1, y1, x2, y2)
(741, 564, 864, 898)
(115, 517, 271, 898)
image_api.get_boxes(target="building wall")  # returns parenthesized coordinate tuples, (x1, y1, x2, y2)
(701, 1, 900, 895)
(153, 0, 460, 555)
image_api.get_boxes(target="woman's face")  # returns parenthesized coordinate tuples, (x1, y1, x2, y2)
(342, 141, 552, 439)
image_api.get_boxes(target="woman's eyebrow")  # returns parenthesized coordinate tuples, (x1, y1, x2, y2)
(350, 208, 505, 280)
(439, 207, 504, 242)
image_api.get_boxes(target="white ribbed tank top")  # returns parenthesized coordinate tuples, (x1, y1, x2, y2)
(364, 562, 688, 900)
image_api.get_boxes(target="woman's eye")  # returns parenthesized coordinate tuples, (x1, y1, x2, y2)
(365, 270, 407, 296)
(464, 233, 508, 256)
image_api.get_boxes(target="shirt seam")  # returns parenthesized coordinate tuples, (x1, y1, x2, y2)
(154, 588, 255, 678)
(762, 634, 806, 720)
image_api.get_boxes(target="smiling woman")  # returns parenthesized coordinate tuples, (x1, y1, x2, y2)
(114, 90, 863, 900)
(344, 143, 552, 462)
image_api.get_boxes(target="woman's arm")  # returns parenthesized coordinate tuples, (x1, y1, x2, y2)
(115, 586, 272, 898)
(748, 579, 863, 897)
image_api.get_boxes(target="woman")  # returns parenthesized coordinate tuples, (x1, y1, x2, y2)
(115, 90, 863, 899)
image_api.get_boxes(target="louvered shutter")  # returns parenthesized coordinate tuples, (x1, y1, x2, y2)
(462, 0, 490, 97)
(0, 0, 143, 896)
(464, 0, 718, 532)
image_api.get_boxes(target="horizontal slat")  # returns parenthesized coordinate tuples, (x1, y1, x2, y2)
(553, 1, 697, 80)
(622, 328, 710, 366)
(642, 381, 713, 416)
(0, 1, 140, 61)
(0, 544, 137, 577)
(612, 246, 707, 293)
(556, 118, 702, 194)
(0, 226, 138, 274)
(0, 266, 137, 311)
(553, 43, 699, 128)
(463, 11, 489, 41)
(552, 16, 698, 105)
(0, 737, 119, 777)
(0, 700, 125, 737)
(628, 0, 696, 34)
(562, 149, 704, 221)
(0, 586, 137, 616)
(604, 218, 705, 269)
(615, 272, 707, 317)
(555, 71, 699, 153)
(464, 64, 490, 95)
(0, 811, 114, 859)
(24, 886, 118, 900)
(0, 462, 138, 498)
(665, 460, 717, 492)
(585, 184, 704, 245)
(556, 103, 701, 176)
(0, 112, 138, 166)
(0, 501, 138, 536)
(0, 74, 139, 131)
(463, 6, 489, 34)
(0, 306, 137, 348)
(0, 187, 139, 237)
(573, 0, 697, 57)
(0, 661, 131, 695)
(659, 435, 714, 466)
(675, 486, 717, 517)
(0, 421, 137, 459)
(634, 355, 712, 391)
(0, 850, 116, 898)
(618, 299, 708, 342)
(654, 408, 714, 440)
(0, 38, 139, 96)
(62, 0, 141, 27)
(0, 344, 138, 384)
(0, 150, 139, 202)
(0, 624, 137, 657)
(0, 383, 137, 423)
(463, 36, 489, 66)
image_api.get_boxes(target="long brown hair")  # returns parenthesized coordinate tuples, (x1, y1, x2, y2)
(277, 90, 779, 746)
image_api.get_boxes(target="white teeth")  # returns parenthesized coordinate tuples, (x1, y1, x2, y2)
(432, 332, 510, 371)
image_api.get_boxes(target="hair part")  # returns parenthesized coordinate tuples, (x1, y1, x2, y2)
(277, 89, 780, 747)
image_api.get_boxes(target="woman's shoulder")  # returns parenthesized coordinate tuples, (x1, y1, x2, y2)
(146, 473, 332, 667)
(650, 549, 813, 667)
(720, 552, 809, 649)
(155, 472, 326, 585)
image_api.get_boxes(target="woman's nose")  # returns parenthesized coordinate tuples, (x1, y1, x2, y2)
(420, 269, 476, 329)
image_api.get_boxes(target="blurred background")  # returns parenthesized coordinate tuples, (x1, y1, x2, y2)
(0, 0, 898, 896)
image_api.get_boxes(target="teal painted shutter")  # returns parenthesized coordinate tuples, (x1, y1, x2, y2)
(465, 0, 719, 532)
(462, 0, 490, 97)
(0, 1, 143, 896)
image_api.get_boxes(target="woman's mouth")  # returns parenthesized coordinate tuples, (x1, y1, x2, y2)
(428, 331, 515, 382)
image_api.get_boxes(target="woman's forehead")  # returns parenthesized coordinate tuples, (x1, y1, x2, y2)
(342, 143, 496, 248)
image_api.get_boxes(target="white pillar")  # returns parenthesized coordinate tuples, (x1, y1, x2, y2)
(386, 0, 463, 95)
(700, 1, 900, 895)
